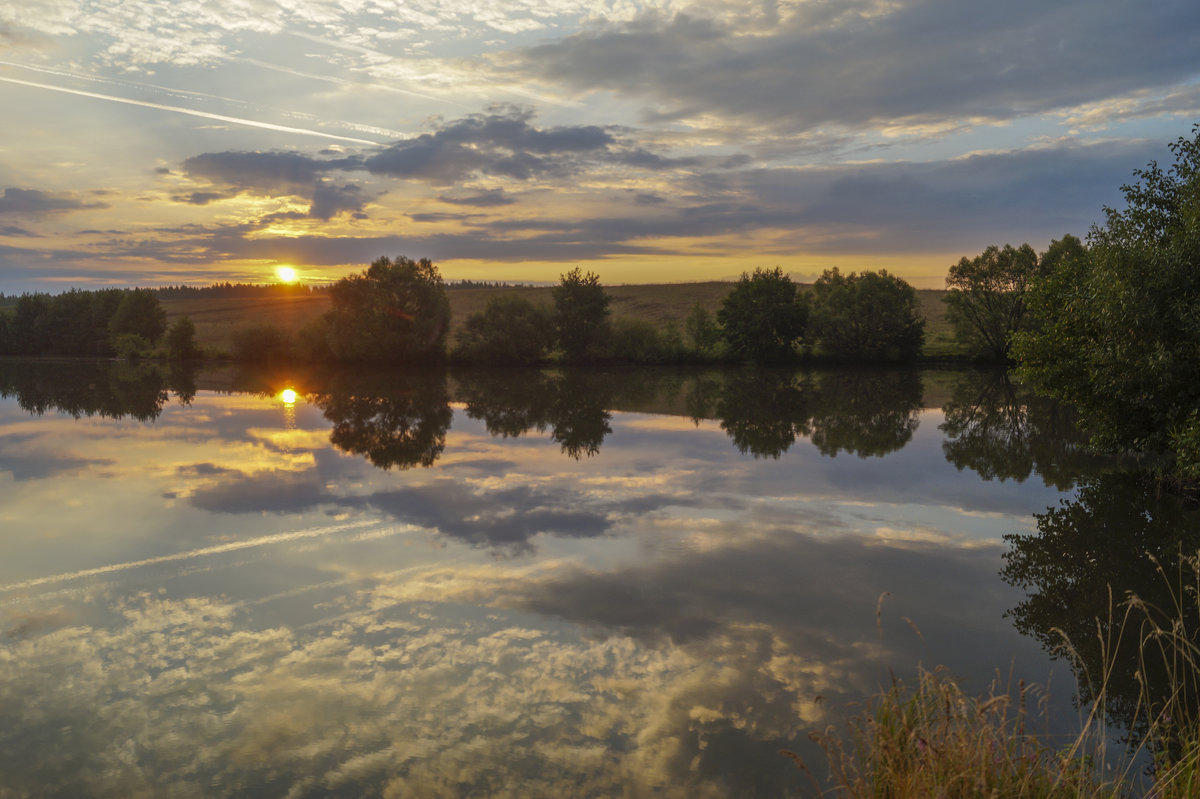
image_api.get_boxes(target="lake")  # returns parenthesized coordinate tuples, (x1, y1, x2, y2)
(1, 360, 1194, 797)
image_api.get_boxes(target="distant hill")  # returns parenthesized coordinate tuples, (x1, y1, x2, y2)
(160, 281, 954, 357)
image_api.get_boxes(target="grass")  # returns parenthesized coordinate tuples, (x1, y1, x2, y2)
(789, 558, 1200, 798)
(161, 282, 963, 358)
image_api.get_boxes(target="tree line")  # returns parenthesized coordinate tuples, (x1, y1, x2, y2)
(0, 287, 200, 360)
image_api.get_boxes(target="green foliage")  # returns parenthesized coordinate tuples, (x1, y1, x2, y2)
(605, 318, 688, 363)
(1013, 126, 1200, 471)
(165, 316, 201, 360)
(112, 333, 152, 360)
(109, 288, 167, 345)
(452, 294, 554, 365)
(324, 255, 450, 363)
(684, 303, 722, 356)
(810, 268, 924, 362)
(944, 242, 1043, 361)
(716, 267, 807, 363)
(552, 267, 611, 361)
(229, 323, 294, 363)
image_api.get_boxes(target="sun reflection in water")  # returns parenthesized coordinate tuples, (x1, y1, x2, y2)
(279, 387, 298, 431)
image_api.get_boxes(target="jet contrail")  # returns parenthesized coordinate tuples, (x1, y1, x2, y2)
(0, 75, 384, 146)
(0, 519, 383, 593)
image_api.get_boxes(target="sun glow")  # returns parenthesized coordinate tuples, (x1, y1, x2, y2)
(279, 388, 298, 404)
(275, 266, 298, 283)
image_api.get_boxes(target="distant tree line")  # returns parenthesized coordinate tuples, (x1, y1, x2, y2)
(0, 288, 190, 359)
(154, 282, 325, 300)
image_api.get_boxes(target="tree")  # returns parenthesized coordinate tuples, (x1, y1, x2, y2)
(943, 242, 1042, 361)
(1012, 126, 1200, 480)
(109, 288, 167, 346)
(165, 316, 201, 360)
(684, 303, 721, 357)
(452, 294, 554, 365)
(809, 268, 924, 361)
(716, 267, 807, 363)
(324, 255, 450, 363)
(552, 268, 611, 361)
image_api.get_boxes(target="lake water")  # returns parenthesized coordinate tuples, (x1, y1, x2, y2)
(1, 360, 1193, 797)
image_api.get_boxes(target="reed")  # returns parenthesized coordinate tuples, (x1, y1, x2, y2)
(791, 556, 1200, 798)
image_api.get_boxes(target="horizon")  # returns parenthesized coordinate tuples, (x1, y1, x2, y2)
(2, 1, 1198, 294)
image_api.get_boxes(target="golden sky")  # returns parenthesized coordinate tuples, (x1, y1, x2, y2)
(2, 0, 1199, 291)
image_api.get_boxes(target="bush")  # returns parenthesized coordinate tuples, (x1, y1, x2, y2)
(324, 255, 450, 363)
(230, 323, 294, 363)
(452, 294, 554, 365)
(717, 267, 807, 363)
(165, 316, 201, 360)
(810, 268, 924, 362)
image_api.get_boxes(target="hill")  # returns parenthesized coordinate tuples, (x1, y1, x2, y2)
(159, 282, 956, 357)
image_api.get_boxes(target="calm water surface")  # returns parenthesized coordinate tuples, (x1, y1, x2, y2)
(0, 361, 1188, 797)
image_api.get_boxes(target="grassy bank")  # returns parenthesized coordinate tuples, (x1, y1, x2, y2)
(160, 282, 960, 359)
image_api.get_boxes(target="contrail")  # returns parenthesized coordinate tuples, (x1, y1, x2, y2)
(0, 519, 383, 593)
(0, 75, 384, 146)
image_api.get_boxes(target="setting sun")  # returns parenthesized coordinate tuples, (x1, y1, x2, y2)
(275, 266, 298, 283)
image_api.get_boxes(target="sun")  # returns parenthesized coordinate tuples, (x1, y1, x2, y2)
(275, 265, 298, 283)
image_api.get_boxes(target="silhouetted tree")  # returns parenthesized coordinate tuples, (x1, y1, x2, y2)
(165, 316, 202, 360)
(109, 288, 167, 345)
(452, 294, 554, 365)
(717, 268, 807, 364)
(553, 268, 611, 362)
(810, 268, 924, 362)
(324, 255, 450, 363)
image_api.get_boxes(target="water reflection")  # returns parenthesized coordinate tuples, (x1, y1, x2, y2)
(939, 370, 1096, 489)
(455, 369, 614, 459)
(0, 358, 194, 420)
(1002, 472, 1200, 744)
(0, 359, 1116, 796)
(311, 370, 452, 470)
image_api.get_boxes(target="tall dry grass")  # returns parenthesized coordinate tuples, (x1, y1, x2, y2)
(790, 557, 1200, 798)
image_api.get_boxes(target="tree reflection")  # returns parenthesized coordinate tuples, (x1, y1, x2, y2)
(807, 369, 922, 457)
(940, 370, 1096, 489)
(716, 371, 812, 459)
(455, 369, 613, 459)
(1002, 472, 1200, 742)
(712, 368, 923, 459)
(311, 369, 452, 470)
(0, 359, 190, 421)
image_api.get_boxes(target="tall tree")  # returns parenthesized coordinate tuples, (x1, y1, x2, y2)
(1013, 126, 1200, 480)
(716, 267, 807, 363)
(552, 267, 611, 362)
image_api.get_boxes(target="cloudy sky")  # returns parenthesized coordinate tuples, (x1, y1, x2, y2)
(1, 0, 1198, 291)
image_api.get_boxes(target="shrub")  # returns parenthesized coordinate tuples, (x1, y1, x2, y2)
(810, 268, 924, 362)
(452, 294, 554, 365)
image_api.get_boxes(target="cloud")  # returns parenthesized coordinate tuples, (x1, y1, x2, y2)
(437, 189, 516, 207)
(0, 188, 109, 215)
(179, 150, 366, 220)
(507, 0, 1200, 134)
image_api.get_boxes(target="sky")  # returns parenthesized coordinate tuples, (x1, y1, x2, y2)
(1, 0, 1198, 292)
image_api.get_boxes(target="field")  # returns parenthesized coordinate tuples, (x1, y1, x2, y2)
(160, 282, 957, 357)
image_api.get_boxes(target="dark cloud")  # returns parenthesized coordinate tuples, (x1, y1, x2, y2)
(179, 151, 365, 220)
(0, 225, 39, 237)
(508, 0, 1200, 132)
(364, 481, 612, 554)
(0, 188, 108, 215)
